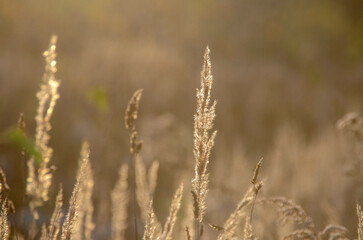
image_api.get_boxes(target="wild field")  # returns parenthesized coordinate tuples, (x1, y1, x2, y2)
(0, 1, 363, 240)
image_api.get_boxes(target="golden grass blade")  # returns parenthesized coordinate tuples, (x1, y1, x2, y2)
(358, 203, 363, 240)
(135, 156, 162, 236)
(61, 141, 94, 240)
(111, 164, 129, 240)
(27, 36, 60, 239)
(83, 143, 95, 240)
(48, 186, 64, 240)
(0, 199, 9, 240)
(135, 155, 149, 222)
(0, 168, 10, 194)
(250, 158, 263, 222)
(40, 224, 49, 240)
(143, 201, 157, 240)
(161, 183, 184, 240)
(216, 183, 259, 240)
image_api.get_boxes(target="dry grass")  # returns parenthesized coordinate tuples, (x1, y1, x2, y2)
(61, 141, 94, 240)
(0, 35, 362, 240)
(26, 35, 60, 239)
(40, 187, 63, 240)
(111, 164, 129, 240)
(191, 46, 217, 240)
(357, 204, 363, 240)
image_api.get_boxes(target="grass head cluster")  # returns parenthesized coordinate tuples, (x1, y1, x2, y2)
(0, 35, 362, 240)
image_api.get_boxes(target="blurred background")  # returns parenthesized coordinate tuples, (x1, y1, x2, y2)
(0, 0, 362, 239)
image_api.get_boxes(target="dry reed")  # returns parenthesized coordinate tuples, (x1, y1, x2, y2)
(160, 183, 184, 240)
(125, 88, 187, 240)
(358, 204, 363, 240)
(0, 199, 9, 240)
(125, 88, 149, 239)
(26, 35, 60, 238)
(143, 201, 157, 240)
(111, 164, 129, 240)
(2, 35, 363, 240)
(40, 186, 64, 240)
(214, 180, 263, 240)
(191, 46, 217, 240)
(62, 141, 94, 240)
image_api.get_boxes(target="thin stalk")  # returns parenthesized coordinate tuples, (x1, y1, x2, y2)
(129, 153, 139, 240)
(195, 219, 200, 240)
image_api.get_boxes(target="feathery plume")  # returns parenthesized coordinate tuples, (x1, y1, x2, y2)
(111, 164, 129, 240)
(43, 186, 64, 240)
(0, 199, 9, 240)
(125, 89, 143, 131)
(0, 168, 10, 195)
(250, 158, 263, 222)
(216, 181, 263, 240)
(177, 194, 194, 240)
(283, 229, 316, 240)
(82, 143, 95, 240)
(318, 225, 348, 240)
(143, 201, 157, 240)
(27, 36, 60, 237)
(62, 141, 94, 240)
(259, 197, 315, 240)
(337, 113, 363, 141)
(191, 46, 217, 240)
(161, 183, 184, 240)
(0, 168, 14, 217)
(125, 89, 154, 240)
(40, 224, 49, 240)
(251, 158, 263, 188)
(357, 203, 363, 240)
(260, 197, 314, 230)
(135, 156, 162, 235)
(243, 217, 254, 240)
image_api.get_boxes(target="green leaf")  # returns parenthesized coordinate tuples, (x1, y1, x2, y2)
(1, 127, 42, 166)
(86, 86, 109, 112)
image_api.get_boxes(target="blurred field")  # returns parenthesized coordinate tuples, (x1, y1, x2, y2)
(0, 0, 363, 239)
